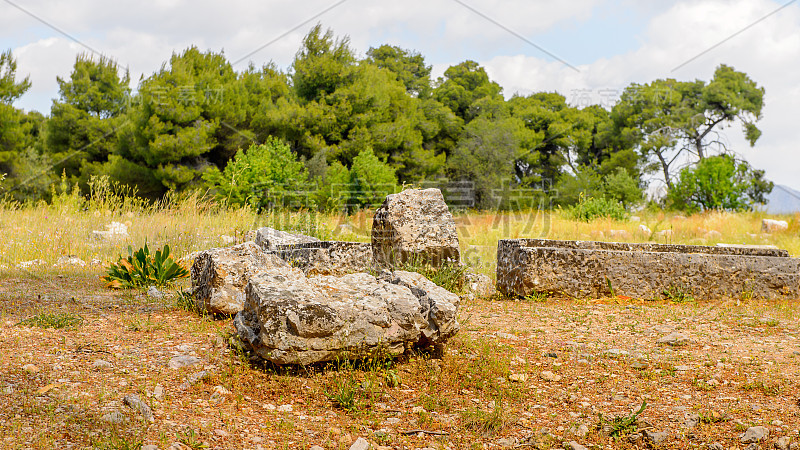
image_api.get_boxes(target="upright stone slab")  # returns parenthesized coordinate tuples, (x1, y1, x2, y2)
(497, 239, 800, 300)
(191, 241, 288, 315)
(372, 188, 460, 267)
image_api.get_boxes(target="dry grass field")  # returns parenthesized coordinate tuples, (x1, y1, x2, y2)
(1, 189, 799, 449)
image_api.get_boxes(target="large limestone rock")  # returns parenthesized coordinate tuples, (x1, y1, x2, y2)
(254, 226, 319, 251)
(191, 241, 288, 315)
(381, 270, 460, 345)
(233, 269, 460, 365)
(372, 188, 460, 267)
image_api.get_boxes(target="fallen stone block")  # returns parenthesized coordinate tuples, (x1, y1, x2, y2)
(497, 239, 799, 299)
(53, 256, 86, 268)
(91, 222, 129, 241)
(191, 241, 289, 315)
(254, 226, 319, 251)
(233, 268, 459, 365)
(275, 241, 374, 276)
(462, 271, 496, 299)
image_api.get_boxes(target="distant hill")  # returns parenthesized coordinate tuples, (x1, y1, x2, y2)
(763, 184, 800, 214)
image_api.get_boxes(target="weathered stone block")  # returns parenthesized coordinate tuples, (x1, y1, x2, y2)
(191, 241, 288, 315)
(276, 241, 374, 275)
(497, 239, 800, 299)
(372, 188, 460, 267)
(233, 269, 459, 365)
(762, 219, 789, 233)
(254, 226, 319, 251)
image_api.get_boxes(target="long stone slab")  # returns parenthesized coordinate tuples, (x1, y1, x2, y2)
(497, 239, 800, 300)
(275, 241, 374, 276)
(501, 238, 790, 257)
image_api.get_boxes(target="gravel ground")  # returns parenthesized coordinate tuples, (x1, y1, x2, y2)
(1, 273, 799, 449)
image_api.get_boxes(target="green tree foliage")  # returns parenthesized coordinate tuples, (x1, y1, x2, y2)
(611, 65, 765, 188)
(448, 116, 524, 209)
(292, 24, 355, 103)
(433, 60, 502, 122)
(240, 62, 291, 142)
(203, 137, 307, 208)
(690, 65, 764, 155)
(508, 93, 610, 189)
(603, 167, 643, 209)
(668, 154, 772, 212)
(0, 49, 31, 104)
(556, 167, 642, 210)
(555, 168, 604, 206)
(366, 44, 431, 97)
(0, 103, 35, 182)
(111, 47, 245, 198)
(0, 26, 771, 212)
(311, 158, 352, 211)
(0, 49, 48, 199)
(46, 54, 130, 188)
(349, 147, 397, 207)
(310, 147, 397, 211)
(262, 26, 447, 183)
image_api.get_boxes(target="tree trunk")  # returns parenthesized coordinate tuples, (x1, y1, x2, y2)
(695, 137, 705, 159)
(655, 149, 672, 189)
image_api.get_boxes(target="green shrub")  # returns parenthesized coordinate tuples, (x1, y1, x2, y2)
(667, 154, 773, 213)
(312, 147, 398, 211)
(461, 398, 507, 434)
(604, 167, 643, 209)
(662, 284, 694, 303)
(203, 137, 308, 209)
(326, 378, 360, 411)
(568, 194, 627, 222)
(349, 147, 397, 207)
(103, 243, 189, 289)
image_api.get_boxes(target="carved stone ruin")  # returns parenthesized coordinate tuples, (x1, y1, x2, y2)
(497, 238, 800, 299)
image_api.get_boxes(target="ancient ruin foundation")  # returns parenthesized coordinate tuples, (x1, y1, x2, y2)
(497, 239, 800, 299)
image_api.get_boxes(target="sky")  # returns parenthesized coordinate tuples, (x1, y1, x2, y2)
(2, 0, 799, 190)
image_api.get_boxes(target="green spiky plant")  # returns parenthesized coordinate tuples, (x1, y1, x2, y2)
(103, 242, 189, 289)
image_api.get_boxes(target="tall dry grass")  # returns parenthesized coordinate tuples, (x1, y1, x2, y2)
(0, 178, 797, 277)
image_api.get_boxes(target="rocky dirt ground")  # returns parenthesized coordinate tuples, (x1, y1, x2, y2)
(1, 274, 799, 450)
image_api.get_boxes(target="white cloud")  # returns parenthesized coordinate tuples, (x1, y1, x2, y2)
(479, 0, 800, 189)
(12, 37, 84, 112)
(5, 0, 603, 110)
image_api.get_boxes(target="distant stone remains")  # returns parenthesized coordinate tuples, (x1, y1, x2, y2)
(762, 218, 789, 233)
(372, 188, 460, 267)
(497, 239, 800, 300)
